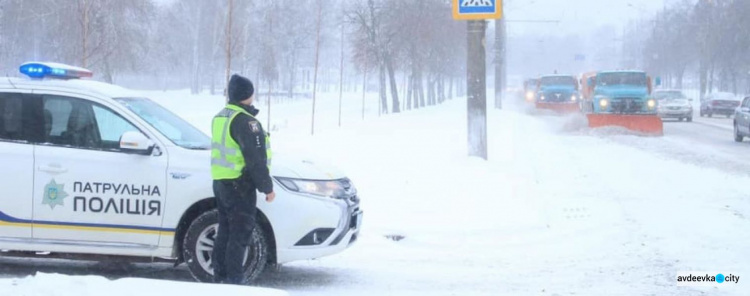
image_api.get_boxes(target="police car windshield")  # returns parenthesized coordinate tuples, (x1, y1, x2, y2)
(114, 98, 210, 150)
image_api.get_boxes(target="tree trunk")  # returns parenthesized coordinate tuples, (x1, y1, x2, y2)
(427, 75, 435, 106)
(418, 70, 426, 107)
(448, 77, 454, 100)
(407, 74, 413, 111)
(378, 62, 388, 115)
(385, 54, 400, 113)
(311, 0, 322, 135)
(225, 0, 233, 85)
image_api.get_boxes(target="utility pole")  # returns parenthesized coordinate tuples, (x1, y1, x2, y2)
(494, 8, 505, 109)
(453, 0, 501, 161)
(467, 20, 488, 160)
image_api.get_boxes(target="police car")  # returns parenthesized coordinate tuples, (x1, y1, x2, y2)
(0, 62, 362, 283)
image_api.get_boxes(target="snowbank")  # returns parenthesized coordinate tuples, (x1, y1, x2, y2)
(0, 273, 288, 296)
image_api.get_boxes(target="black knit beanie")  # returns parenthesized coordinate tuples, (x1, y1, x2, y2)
(227, 74, 255, 103)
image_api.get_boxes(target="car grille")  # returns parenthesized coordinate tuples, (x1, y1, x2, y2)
(612, 98, 643, 113)
(544, 92, 571, 102)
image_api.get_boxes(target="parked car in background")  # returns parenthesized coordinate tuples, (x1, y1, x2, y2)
(700, 92, 741, 118)
(734, 96, 750, 142)
(653, 89, 693, 122)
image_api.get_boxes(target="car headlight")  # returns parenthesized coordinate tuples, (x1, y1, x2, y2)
(276, 177, 357, 199)
(647, 99, 656, 109)
(540, 95, 546, 101)
(571, 95, 577, 101)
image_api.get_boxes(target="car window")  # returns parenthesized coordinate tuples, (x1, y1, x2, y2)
(0, 93, 29, 142)
(744, 98, 750, 108)
(42, 95, 139, 151)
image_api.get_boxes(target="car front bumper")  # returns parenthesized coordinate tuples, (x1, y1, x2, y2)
(275, 194, 362, 264)
(658, 109, 692, 118)
(706, 108, 735, 115)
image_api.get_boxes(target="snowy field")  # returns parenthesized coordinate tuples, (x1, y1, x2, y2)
(1, 89, 748, 295)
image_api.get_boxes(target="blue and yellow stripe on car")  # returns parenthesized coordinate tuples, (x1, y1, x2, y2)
(0, 211, 175, 236)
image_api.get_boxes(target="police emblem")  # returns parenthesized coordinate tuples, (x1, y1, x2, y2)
(42, 179, 68, 209)
(249, 121, 260, 133)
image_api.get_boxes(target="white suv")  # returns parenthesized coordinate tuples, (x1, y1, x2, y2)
(0, 63, 362, 282)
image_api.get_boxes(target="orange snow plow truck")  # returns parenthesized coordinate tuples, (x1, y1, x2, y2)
(580, 70, 664, 136)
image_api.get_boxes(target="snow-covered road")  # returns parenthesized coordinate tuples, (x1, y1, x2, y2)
(2, 91, 747, 295)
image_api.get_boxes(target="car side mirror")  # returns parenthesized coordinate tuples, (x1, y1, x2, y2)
(120, 131, 155, 155)
(741, 107, 750, 113)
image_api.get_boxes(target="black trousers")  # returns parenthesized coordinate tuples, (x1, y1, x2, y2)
(212, 179, 257, 284)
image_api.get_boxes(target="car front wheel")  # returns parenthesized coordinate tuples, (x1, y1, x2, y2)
(182, 209, 269, 284)
(734, 123, 744, 142)
(687, 116, 693, 122)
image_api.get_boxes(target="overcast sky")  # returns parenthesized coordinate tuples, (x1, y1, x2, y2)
(505, 0, 681, 37)
(154, 0, 679, 38)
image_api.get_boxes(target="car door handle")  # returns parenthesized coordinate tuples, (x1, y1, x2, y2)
(38, 165, 68, 174)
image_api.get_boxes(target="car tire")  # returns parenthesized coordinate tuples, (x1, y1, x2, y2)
(678, 117, 684, 122)
(734, 123, 744, 143)
(699, 110, 704, 117)
(183, 209, 269, 284)
(708, 112, 713, 118)
(727, 114, 731, 119)
(687, 116, 693, 122)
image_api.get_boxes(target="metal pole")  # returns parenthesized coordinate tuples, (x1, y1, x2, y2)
(362, 50, 368, 120)
(338, 20, 345, 127)
(467, 20, 488, 160)
(494, 16, 505, 109)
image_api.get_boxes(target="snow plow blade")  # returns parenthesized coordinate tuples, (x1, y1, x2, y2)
(586, 114, 664, 136)
(535, 102, 580, 114)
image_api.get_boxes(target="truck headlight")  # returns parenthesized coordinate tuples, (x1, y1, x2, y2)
(525, 91, 534, 101)
(599, 98, 609, 108)
(276, 177, 357, 199)
(647, 99, 656, 109)
(540, 95, 546, 101)
(571, 95, 577, 101)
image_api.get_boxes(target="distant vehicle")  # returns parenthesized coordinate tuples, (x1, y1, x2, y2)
(653, 89, 693, 122)
(523, 78, 539, 102)
(700, 92, 741, 118)
(733, 96, 750, 142)
(582, 71, 663, 135)
(534, 75, 580, 113)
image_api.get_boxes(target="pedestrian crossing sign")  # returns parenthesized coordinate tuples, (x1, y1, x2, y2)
(453, 0, 502, 20)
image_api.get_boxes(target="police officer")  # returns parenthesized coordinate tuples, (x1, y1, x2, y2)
(211, 74, 274, 284)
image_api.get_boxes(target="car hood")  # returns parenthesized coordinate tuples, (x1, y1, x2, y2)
(176, 149, 347, 180)
(596, 85, 649, 99)
(271, 156, 347, 180)
(660, 99, 690, 107)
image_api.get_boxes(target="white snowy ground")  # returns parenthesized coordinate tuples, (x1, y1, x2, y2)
(2, 89, 748, 295)
(0, 272, 287, 296)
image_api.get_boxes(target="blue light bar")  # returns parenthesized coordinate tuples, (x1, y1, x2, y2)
(19, 62, 93, 80)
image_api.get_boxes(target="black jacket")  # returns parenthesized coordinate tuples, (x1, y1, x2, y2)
(228, 103, 273, 194)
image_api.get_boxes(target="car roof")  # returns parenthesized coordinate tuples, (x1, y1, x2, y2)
(0, 76, 143, 98)
(598, 70, 646, 75)
(540, 74, 575, 78)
